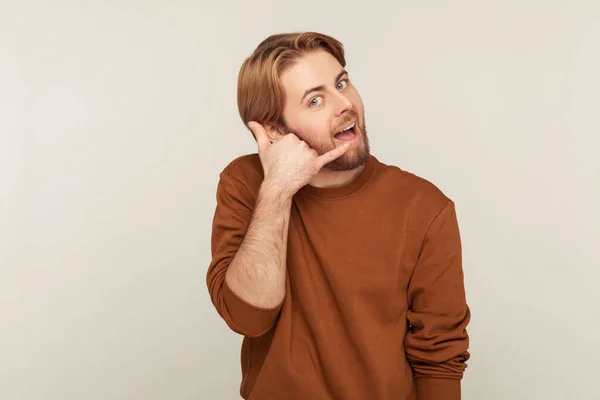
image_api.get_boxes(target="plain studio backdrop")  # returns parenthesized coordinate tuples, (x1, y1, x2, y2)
(1, 1, 599, 399)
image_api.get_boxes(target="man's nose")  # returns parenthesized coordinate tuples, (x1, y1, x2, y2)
(333, 92, 352, 117)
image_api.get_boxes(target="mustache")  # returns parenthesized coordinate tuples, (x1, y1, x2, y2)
(333, 111, 359, 132)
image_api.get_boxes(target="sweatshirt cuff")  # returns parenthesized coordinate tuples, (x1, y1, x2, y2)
(222, 279, 283, 337)
(416, 378, 461, 400)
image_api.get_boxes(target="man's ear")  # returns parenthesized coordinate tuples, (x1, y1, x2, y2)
(263, 122, 286, 142)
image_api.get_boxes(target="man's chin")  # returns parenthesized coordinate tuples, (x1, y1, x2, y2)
(323, 150, 370, 171)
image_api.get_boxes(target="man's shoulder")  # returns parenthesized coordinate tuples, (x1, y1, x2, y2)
(376, 159, 451, 211)
(219, 153, 264, 194)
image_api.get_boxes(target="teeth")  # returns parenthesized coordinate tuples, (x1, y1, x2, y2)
(337, 122, 355, 134)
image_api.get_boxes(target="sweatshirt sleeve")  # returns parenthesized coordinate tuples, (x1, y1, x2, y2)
(405, 199, 471, 400)
(206, 171, 283, 337)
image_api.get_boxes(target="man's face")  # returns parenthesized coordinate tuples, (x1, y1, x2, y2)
(278, 50, 370, 171)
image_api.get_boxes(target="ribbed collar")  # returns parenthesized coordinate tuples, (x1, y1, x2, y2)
(299, 154, 378, 199)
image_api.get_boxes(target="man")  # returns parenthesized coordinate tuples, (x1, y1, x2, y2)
(207, 32, 470, 400)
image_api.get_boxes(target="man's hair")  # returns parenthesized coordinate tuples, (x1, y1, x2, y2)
(237, 32, 346, 130)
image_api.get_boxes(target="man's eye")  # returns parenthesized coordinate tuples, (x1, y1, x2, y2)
(309, 96, 323, 107)
(336, 80, 348, 90)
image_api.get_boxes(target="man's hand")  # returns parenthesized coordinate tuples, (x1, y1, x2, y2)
(248, 121, 351, 199)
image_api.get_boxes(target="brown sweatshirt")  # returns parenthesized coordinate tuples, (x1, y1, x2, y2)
(207, 153, 470, 400)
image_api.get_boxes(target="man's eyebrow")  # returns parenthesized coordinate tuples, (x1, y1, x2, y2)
(299, 69, 349, 104)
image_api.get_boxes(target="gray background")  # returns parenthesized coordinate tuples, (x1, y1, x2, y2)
(2, 1, 599, 399)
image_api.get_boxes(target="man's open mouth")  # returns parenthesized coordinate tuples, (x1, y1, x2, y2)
(334, 121, 357, 142)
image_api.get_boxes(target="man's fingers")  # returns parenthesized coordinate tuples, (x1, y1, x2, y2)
(317, 143, 350, 168)
(248, 121, 271, 152)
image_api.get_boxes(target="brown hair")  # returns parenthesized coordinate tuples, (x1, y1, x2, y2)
(237, 32, 346, 130)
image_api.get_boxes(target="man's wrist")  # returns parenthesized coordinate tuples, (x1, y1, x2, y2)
(260, 178, 295, 204)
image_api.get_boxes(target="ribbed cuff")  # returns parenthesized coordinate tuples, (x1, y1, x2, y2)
(222, 279, 283, 337)
(416, 377, 461, 400)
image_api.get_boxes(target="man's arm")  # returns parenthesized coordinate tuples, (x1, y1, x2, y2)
(225, 178, 292, 309)
(405, 199, 471, 400)
(206, 172, 291, 337)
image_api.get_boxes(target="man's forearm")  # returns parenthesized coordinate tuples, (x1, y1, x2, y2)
(225, 180, 292, 309)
